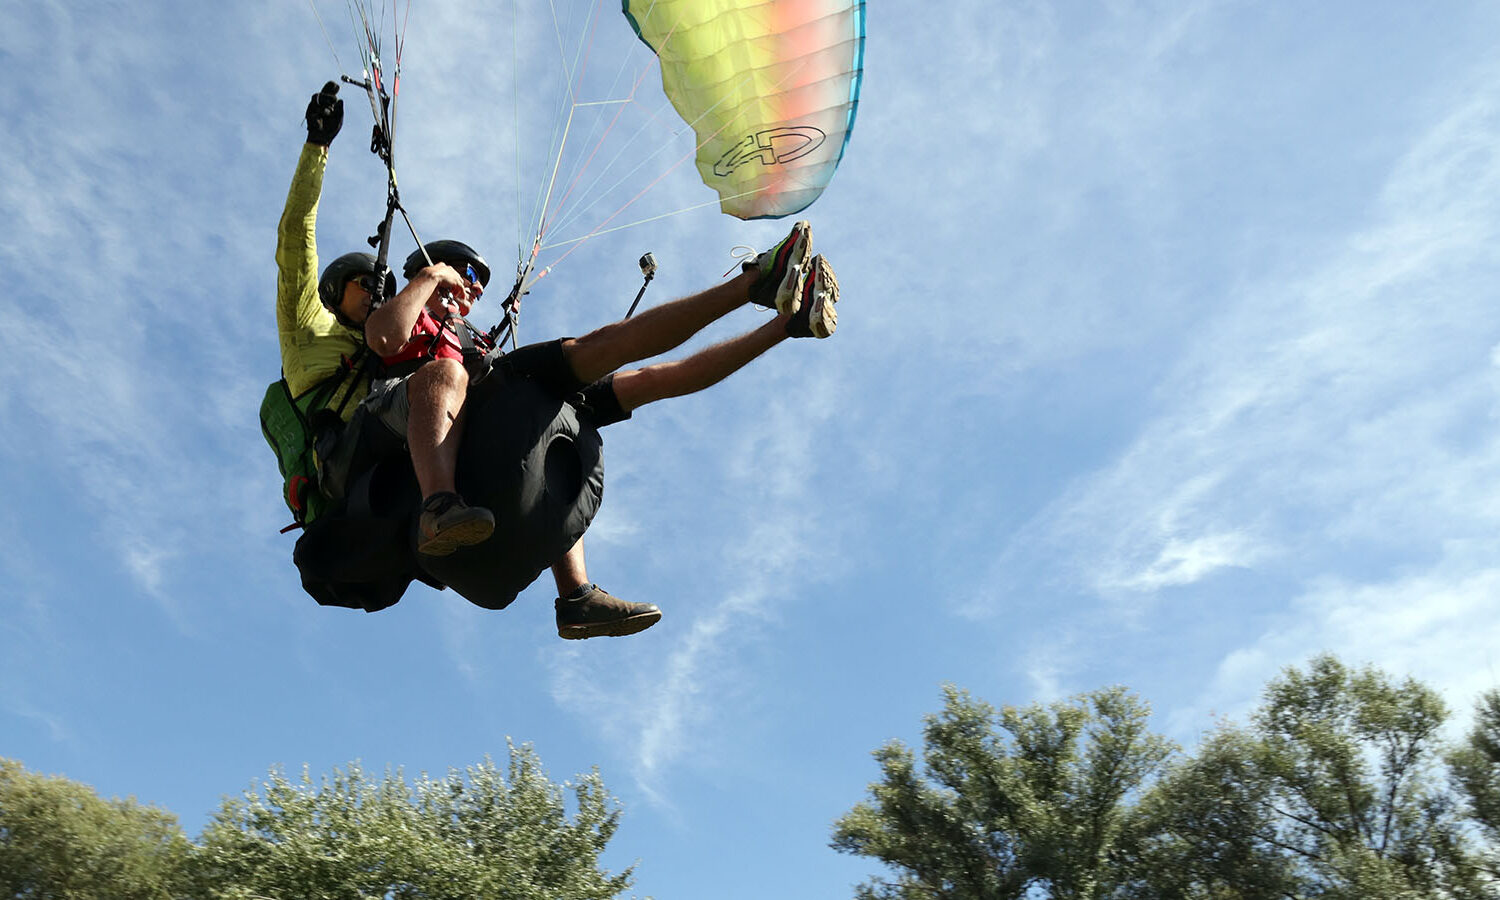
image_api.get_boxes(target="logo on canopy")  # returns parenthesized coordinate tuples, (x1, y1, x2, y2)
(714, 127, 827, 176)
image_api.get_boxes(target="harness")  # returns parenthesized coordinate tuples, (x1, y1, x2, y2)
(261, 346, 373, 530)
(377, 310, 495, 380)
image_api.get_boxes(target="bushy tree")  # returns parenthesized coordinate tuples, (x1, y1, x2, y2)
(1125, 655, 1486, 899)
(834, 657, 1500, 900)
(830, 685, 1174, 900)
(0, 757, 194, 899)
(196, 742, 633, 900)
(1451, 688, 1500, 883)
(1, 743, 635, 900)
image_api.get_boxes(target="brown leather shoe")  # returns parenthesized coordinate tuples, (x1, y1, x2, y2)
(555, 586, 662, 640)
(417, 492, 495, 557)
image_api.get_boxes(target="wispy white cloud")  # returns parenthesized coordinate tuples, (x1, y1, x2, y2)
(1109, 529, 1269, 592)
(0, 4, 306, 623)
(1175, 561, 1500, 739)
(849, 0, 1227, 377)
(541, 353, 846, 800)
(0, 510, 77, 751)
(975, 62, 1500, 709)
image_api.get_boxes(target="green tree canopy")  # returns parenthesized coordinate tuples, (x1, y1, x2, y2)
(1125, 655, 1483, 899)
(830, 684, 1173, 900)
(834, 656, 1500, 900)
(0, 757, 193, 900)
(197, 743, 632, 900)
(1451, 688, 1500, 884)
(1, 743, 635, 900)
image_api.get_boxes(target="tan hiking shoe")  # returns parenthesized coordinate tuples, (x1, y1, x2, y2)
(555, 585, 662, 639)
(416, 492, 496, 556)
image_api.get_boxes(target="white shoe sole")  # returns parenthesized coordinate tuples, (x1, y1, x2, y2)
(804, 256, 838, 338)
(770, 221, 812, 314)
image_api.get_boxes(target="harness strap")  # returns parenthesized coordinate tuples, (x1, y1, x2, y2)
(329, 346, 372, 420)
(444, 313, 491, 380)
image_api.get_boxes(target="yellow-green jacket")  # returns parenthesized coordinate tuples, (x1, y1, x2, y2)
(276, 142, 368, 416)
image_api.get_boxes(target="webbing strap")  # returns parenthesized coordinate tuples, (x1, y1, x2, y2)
(290, 345, 369, 414)
(445, 313, 492, 380)
(329, 346, 372, 419)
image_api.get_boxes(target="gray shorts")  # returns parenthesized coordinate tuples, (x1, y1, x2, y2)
(360, 339, 631, 440)
(361, 374, 414, 438)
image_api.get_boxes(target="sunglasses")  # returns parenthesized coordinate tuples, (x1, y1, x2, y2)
(357, 273, 397, 301)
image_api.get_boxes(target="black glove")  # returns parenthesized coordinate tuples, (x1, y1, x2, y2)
(304, 81, 344, 146)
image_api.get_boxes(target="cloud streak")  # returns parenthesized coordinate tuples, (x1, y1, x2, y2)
(973, 62, 1500, 710)
(541, 354, 848, 800)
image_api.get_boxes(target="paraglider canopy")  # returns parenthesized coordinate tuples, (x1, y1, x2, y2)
(623, 0, 866, 220)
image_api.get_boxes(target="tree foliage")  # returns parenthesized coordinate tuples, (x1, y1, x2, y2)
(0, 757, 194, 900)
(196, 743, 631, 900)
(1451, 688, 1500, 883)
(830, 685, 1173, 900)
(0, 744, 634, 900)
(834, 656, 1500, 900)
(1125, 655, 1483, 900)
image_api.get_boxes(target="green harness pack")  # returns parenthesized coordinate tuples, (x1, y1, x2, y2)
(260, 350, 368, 528)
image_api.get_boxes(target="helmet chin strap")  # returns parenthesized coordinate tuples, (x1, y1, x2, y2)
(333, 305, 363, 331)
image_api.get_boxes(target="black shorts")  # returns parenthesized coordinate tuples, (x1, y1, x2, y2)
(496, 338, 631, 428)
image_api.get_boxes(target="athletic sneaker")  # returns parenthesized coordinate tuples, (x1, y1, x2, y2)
(745, 220, 812, 313)
(416, 492, 496, 556)
(555, 586, 662, 639)
(786, 254, 838, 338)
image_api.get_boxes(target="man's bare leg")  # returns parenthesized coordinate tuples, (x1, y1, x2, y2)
(544, 267, 758, 613)
(408, 359, 496, 556)
(548, 234, 833, 639)
(563, 220, 813, 385)
(610, 313, 792, 411)
(406, 358, 469, 498)
(550, 538, 589, 597)
(563, 269, 757, 384)
(546, 313, 783, 638)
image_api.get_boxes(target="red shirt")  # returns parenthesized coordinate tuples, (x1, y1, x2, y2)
(380, 309, 466, 367)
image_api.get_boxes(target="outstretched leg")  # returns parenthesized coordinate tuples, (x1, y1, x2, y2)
(612, 314, 789, 411)
(562, 270, 752, 384)
(542, 234, 837, 641)
(562, 221, 812, 384)
(610, 255, 841, 411)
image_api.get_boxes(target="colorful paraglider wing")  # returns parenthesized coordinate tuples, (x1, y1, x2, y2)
(623, 0, 865, 220)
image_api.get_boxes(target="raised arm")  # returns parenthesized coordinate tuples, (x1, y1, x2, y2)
(275, 83, 344, 332)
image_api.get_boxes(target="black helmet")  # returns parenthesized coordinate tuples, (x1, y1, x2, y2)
(403, 239, 491, 287)
(318, 252, 395, 314)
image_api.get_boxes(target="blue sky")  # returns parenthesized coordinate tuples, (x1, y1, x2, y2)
(4, 0, 1500, 897)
